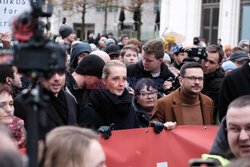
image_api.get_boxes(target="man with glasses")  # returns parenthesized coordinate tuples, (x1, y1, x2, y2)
(127, 40, 175, 95)
(133, 78, 159, 127)
(202, 95, 250, 166)
(149, 62, 214, 130)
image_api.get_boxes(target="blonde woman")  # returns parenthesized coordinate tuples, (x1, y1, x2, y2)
(42, 126, 106, 167)
(78, 60, 140, 131)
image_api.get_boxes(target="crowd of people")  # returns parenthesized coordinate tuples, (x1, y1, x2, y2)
(0, 23, 250, 167)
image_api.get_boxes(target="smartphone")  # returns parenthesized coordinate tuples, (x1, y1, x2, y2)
(189, 158, 219, 167)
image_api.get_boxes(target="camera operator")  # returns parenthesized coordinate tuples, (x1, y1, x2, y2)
(170, 45, 187, 70)
(201, 45, 225, 123)
(14, 69, 78, 139)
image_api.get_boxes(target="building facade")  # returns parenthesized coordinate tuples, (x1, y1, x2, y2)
(49, 0, 161, 40)
(160, 0, 250, 47)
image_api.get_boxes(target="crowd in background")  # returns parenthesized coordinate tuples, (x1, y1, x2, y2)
(0, 22, 250, 167)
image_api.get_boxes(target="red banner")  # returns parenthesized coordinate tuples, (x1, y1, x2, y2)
(100, 125, 219, 167)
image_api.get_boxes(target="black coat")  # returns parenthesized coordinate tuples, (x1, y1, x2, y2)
(219, 61, 250, 121)
(210, 117, 235, 159)
(78, 89, 140, 130)
(14, 89, 78, 139)
(127, 61, 175, 94)
(202, 67, 225, 122)
(65, 70, 90, 108)
(132, 100, 151, 128)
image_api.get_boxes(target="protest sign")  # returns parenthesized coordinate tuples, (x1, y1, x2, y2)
(0, 0, 31, 32)
(100, 126, 219, 167)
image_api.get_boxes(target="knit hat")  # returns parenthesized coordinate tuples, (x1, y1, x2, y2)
(75, 54, 105, 78)
(222, 61, 237, 72)
(230, 51, 249, 62)
(238, 39, 250, 47)
(59, 25, 74, 38)
(104, 38, 116, 47)
(105, 45, 120, 56)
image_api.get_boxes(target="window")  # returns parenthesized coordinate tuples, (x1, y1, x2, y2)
(240, 0, 250, 40)
(154, 0, 160, 13)
(96, 0, 118, 12)
(201, 0, 220, 45)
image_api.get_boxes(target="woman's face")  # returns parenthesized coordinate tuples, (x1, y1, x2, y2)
(0, 92, 14, 125)
(105, 66, 127, 96)
(98, 37, 107, 48)
(136, 86, 158, 111)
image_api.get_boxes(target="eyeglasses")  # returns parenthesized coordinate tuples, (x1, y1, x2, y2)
(47, 70, 65, 79)
(226, 126, 250, 136)
(182, 76, 204, 81)
(138, 90, 158, 98)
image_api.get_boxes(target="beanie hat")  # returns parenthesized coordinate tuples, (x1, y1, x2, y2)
(222, 61, 237, 72)
(238, 39, 250, 47)
(105, 45, 120, 56)
(172, 45, 184, 55)
(104, 38, 116, 47)
(75, 54, 105, 78)
(59, 25, 74, 39)
(230, 51, 249, 62)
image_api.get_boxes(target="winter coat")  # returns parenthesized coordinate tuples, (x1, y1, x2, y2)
(202, 67, 225, 121)
(210, 117, 235, 159)
(78, 89, 140, 130)
(219, 61, 250, 121)
(150, 88, 214, 125)
(132, 100, 151, 128)
(127, 61, 175, 95)
(65, 70, 90, 108)
(14, 89, 78, 139)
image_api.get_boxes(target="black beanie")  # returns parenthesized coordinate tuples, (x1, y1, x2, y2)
(59, 25, 74, 38)
(105, 45, 120, 56)
(75, 54, 105, 78)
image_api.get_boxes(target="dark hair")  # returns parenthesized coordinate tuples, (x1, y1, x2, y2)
(94, 34, 107, 46)
(206, 44, 224, 63)
(228, 95, 250, 109)
(142, 40, 164, 59)
(180, 62, 203, 77)
(0, 66, 14, 83)
(167, 42, 177, 52)
(120, 34, 128, 42)
(134, 78, 156, 96)
(120, 45, 138, 58)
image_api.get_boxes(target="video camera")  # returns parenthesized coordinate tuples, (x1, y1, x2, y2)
(12, 0, 66, 78)
(181, 47, 207, 64)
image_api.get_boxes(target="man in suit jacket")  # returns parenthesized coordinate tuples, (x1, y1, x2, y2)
(150, 62, 214, 129)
